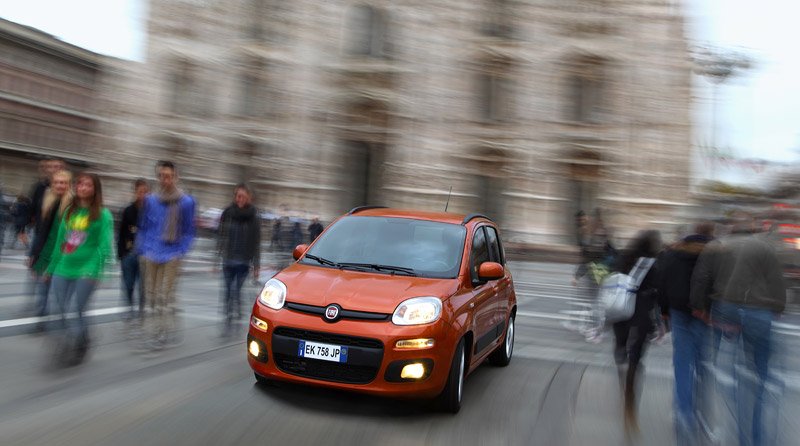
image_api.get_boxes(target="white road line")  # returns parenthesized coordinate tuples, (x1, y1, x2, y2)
(517, 310, 584, 322)
(0, 307, 221, 329)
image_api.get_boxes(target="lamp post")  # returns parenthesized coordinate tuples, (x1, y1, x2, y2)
(691, 46, 752, 180)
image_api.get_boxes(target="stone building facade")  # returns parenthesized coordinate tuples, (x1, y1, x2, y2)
(0, 18, 103, 198)
(97, 0, 695, 245)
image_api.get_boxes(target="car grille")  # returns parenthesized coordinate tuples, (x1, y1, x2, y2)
(272, 354, 379, 384)
(272, 327, 384, 384)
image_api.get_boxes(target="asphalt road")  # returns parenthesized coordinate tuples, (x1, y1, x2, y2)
(0, 249, 798, 446)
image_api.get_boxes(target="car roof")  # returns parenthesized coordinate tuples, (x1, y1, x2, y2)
(348, 207, 493, 226)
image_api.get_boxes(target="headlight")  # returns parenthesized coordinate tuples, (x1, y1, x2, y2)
(392, 297, 442, 326)
(258, 278, 286, 310)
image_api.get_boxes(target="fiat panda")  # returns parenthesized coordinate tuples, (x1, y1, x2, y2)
(247, 206, 516, 413)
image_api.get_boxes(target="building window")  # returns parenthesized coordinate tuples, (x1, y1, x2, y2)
(567, 58, 606, 123)
(478, 63, 514, 122)
(238, 60, 271, 117)
(346, 5, 389, 58)
(481, 0, 513, 39)
(169, 60, 213, 117)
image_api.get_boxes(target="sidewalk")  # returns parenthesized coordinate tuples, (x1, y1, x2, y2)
(0, 238, 287, 278)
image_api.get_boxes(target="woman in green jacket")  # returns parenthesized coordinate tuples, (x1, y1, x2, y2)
(48, 172, 113, 365)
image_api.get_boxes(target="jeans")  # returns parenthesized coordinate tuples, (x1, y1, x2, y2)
(34, 272, 52, 317)
(51, 275, 97, 342)
(712, 300, 777, 446)
(670, 309, 712, 444)
(223, 263, 249, 325)
(121, 253, 145, 314)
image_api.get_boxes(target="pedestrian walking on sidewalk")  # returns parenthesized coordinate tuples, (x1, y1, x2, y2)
(611, 229, 662, 434)
(47, 172, 114, 366)
(10, 195, 32, 249)
(308, 217, 323, 243)
(691, 215, 786, 446)
(658, 222, 715, 445)
(570, 209, 617, 342)
(217, 183, 260, 335)
(118, 178, 149, 320)
(136, 161, 196, 350)
(29, 170, 73, 323)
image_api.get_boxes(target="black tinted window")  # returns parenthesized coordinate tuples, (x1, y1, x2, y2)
(485, 226, 504, 265)
(302, 216, 466, 279)
(470, 227, 490, 283)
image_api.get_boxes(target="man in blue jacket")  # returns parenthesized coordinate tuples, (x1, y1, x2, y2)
(137, 161, 195, 349)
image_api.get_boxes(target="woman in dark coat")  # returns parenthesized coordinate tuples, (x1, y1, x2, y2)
(613, 229, 662, 432)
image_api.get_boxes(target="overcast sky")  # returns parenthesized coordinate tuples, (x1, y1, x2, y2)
(1, 0, 798, 175)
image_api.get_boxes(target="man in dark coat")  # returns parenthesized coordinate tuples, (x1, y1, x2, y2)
(118, 178, 149, 319)
(658, 222, 714, 444)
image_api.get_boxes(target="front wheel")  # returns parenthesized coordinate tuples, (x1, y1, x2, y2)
(488, 313, 514, 367)
(438, 338, 466, 413)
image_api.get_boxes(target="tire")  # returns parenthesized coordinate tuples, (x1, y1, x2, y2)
(488, 313, 514, 367)
(438, 338, 466, 414)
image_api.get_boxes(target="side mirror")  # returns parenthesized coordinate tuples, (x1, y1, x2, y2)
(478, 262, 504, 281)
(292, 244, 309, 261)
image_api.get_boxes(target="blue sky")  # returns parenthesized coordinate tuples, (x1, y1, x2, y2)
(1, 0, 798, 177)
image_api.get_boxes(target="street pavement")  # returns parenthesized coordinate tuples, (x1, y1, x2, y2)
(0, 242, 799, 445)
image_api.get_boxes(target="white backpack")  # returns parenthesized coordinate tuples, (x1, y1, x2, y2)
(599, 257, 655, 323)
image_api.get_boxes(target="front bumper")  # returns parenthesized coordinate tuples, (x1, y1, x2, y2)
(247, 303, 458, 398)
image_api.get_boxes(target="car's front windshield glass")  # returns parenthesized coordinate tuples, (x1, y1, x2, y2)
(301, 216, 466, 279)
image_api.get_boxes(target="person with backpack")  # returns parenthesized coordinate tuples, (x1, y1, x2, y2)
(611, 229, 662, 434)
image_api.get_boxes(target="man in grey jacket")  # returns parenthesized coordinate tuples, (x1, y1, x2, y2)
(690, 217, 786, 446)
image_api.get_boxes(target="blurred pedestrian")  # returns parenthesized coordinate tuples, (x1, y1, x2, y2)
(29, 170, 73, 324)
(612, 229, 662, 433)
(291, 221, 303, 249)
(118, 178, 149, 320)
(29, 158, 65, 231)
(270, 218, 282, 250)
(691, 215, 786, 446)
(308, 217, 323, 243)
(47, 172, 113, 366)
(217, 183, 260, 335)
(0, 186, 7, 258)
(136, 161, 196, 350)
(10, 194, 32, 249)
(658, 222, 715, 444)
(571, 208, 617, 342)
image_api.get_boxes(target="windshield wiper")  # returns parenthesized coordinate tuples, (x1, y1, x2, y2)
(304, 254, 341, 268)
(337, 263, 417, 276)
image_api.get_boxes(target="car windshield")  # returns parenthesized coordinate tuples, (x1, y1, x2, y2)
(301, 216, 466, 279)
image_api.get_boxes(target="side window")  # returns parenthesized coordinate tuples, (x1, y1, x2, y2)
(485, 226, 505, 265)
(470, 227, 490, 284)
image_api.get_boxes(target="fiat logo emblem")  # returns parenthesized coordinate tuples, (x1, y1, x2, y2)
(325, 305, 340, 321)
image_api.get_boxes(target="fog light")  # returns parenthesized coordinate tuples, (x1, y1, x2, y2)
(249, 340, 261, 357)
(251, 316, 268, 332)
(395, 338, 435, 350)
(400, 363, 426, 379)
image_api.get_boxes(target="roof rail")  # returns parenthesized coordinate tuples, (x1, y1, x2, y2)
(347, 205, 388, 215)
(461, 213, 491, 225)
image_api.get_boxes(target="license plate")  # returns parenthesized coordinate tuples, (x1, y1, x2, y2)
(298, 340, 348, 363)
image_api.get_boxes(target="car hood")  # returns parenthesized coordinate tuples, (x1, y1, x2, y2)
(275, 263, 459, 314)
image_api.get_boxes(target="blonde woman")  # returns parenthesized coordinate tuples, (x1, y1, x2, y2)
(29, 169, 73, 321)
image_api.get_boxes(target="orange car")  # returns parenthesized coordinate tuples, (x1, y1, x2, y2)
(247, 206, 517, 412)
